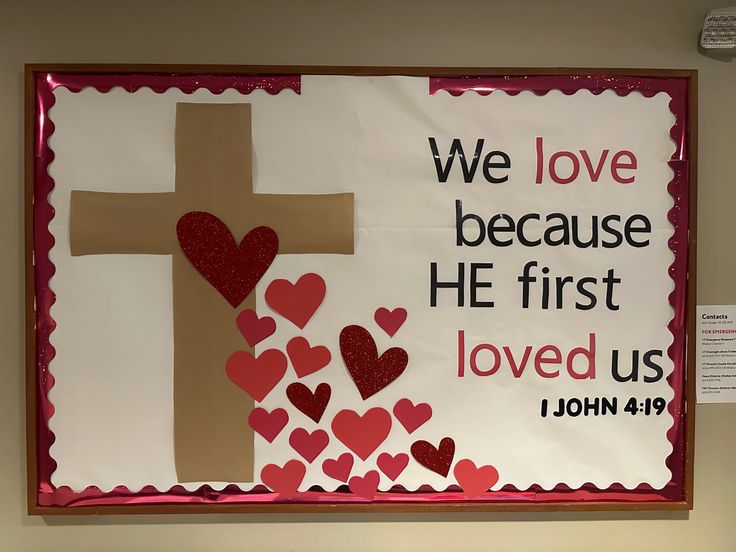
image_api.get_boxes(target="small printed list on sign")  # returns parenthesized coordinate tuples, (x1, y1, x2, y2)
(697, 305, 736, 403)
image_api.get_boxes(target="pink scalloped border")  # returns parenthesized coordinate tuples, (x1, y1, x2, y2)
(32, 72, 690, 508)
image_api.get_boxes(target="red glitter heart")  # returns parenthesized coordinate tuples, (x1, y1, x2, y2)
(260, 460, 305, 499)
(286, 382, 331, 423)
(339, 325, 408, 400)
(177, 211, 278, 308)
(411, 437, 455, 477)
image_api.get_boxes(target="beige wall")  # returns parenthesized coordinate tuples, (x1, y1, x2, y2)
(2, 1, 736, 550)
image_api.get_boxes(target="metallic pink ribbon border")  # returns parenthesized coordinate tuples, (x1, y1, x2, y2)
(32, 72, 689, 508)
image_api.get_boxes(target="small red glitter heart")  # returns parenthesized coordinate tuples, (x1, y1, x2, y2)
(286, 382, 331, 423)
(339, 325, 408, 400)
(177, 212, 278, 308)
(411, 437, 455, 477)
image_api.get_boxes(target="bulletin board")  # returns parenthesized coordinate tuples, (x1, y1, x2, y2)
(25, 65, 697, 513)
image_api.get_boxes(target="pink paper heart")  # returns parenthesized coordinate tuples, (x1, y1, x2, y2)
(248, 407, 288, 443)
(393, 398, 432, 434)
(260, 460, 305, 499)
(376, 452, 409, 481)
(321, 452, 354, 483)
(348, 470, 380, 500)
(287, 336, 331, 378)
(453, 459, 499, 498)
(225, 349, 287, 402)
(236, 309, 276, 347)
(289, 428, 329, 464)
(374, 307, 407, 337)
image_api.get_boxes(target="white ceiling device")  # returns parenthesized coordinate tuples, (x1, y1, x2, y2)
(700, 6, 736, 54)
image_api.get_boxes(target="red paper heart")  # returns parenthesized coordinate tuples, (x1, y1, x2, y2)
(339, 325, 408, 400)
(177, 212, 278, 308)
(376, 452, 409, 481)
(453, 459, 499, 498)
(248, 407, 288, 443)
(236, 309, 276, 347)
(331, 407, 392, 461)
(287, 336, 331, 378)
(265, 273, 326, 329)
(289, 428, 329, 463)
(374, 307, 407, 337)
(393, 398, 432, 434)
(260, 460, 305, 499)
(225, 349, 287, 402)
(411, 437, 456, 477)
(286, 382, 331, 423)
(322, 452, 354, 483)
(348, 470, 380, 500)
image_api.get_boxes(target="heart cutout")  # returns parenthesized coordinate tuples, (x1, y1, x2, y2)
(289, 428, 329, 463)
(248, 407, 288, 443)
(453, 459, 499, 498)
(236, 309, 276, 347)
(225, 349, 287, 402)
(331, 407, 392, 461)
(287, 336, 331, 378)
(339, 325, 408, 400)
(411, 437, 455, 477)
(374, 307, 407, 337)
(286, 382, 331, 423)
(348, 470, 380, 500)
(260, 460, 305, 499)
(322, 452, 354, 483)
(177, 212, 278, 308)
(393, 398, 432, 434)
(376, 452, 409, 481)
(265, 273, 326, 329)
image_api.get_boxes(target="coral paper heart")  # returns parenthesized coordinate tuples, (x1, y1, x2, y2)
(331, 407, 392, 461)
(248, 407, 288, 443)
(260, 460, 305, 499)
(322, 452, 354, 483)
(265, 273, 326, 329)
(225, 349, 287, 402)
(236, 309, 276, 347)
(348, 470, 380, 500)
(177, 212, 278, 308)
(393, 398, 432, 434)
(289, 428, 329, 463)
(376, 452, 409, 481)
(411, 437, 456, 477)
(453, 459, 499, 498)
(286, 382, 331, 423)
(374, 307, 407, 337)
(287, 336, 331, 378)
(339, 325, 408, 400)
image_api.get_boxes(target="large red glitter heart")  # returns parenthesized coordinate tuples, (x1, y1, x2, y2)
(411, 437, 456, 477)
(176, 211, 278, 308)
(339, 325, 408, 400)
(286, 382, 331, 423)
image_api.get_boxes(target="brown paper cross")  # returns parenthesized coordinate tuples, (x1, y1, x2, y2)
(69, 103, 354, 482)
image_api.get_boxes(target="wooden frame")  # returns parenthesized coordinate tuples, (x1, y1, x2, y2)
(25, 64, 698, 514)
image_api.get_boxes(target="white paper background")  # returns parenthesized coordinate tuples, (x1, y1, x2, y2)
(47, 76, 676, 492)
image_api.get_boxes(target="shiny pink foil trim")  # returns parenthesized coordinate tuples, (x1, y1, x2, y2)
(33, 73, 689, 508)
